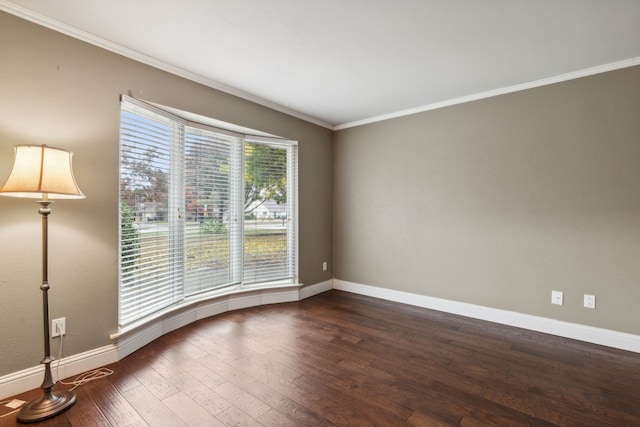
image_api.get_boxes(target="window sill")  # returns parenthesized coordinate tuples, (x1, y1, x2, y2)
(110, 281, 302, 342)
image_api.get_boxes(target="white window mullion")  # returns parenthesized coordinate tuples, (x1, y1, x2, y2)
(169, 122, 185, 302)
(287, 145, 298, 281)
(230, 139, 244, 287)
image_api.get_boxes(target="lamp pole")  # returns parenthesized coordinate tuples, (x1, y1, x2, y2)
(16, 199, 76, 423)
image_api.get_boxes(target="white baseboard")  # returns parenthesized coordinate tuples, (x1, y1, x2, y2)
(16, 277, 623, 401)
(333, 279, 640, 354)
(0, 345, 118, 400)
(300, 279, 334, 299)
(0, 280, 334, 401)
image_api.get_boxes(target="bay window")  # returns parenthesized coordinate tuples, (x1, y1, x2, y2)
(118, 96, 297, 327)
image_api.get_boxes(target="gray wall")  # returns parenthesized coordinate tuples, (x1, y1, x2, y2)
(0, 12, 333, 376)
(335, 66, 640, 335)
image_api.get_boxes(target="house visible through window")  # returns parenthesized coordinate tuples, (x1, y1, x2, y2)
(119, 96, 298, 326)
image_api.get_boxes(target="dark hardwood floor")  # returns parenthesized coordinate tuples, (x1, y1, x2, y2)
(2, 290, 640, 426)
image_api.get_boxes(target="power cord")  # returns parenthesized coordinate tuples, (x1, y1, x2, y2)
(0, 399, 24, 418)
(0, 324, 114, 420)
(54, 324, 114, 391)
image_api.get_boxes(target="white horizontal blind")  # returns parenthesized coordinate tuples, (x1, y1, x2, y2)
(184, 126, 241, 294)
(119, 98, 298, 327)
(243, 140, 297, 284)
(119, 101, 184, 326)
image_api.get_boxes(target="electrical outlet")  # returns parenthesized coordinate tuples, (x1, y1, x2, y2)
(52, 318, 66, 337)
(322, 261, 328, 271)
(584, 294, 596, 309)
(551, 290, 563, 305)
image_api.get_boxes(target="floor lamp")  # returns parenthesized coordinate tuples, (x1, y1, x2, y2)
(0, 145, 85, 423)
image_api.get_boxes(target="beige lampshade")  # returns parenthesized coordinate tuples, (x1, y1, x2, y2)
(0, 145, 85, 199)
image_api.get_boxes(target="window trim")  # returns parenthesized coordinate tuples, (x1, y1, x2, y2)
(118, 95, 299, 328)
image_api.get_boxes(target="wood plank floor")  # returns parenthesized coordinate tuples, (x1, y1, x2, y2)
(2, 290, 640, 426)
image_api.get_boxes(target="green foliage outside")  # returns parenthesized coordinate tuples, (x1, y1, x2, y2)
(120, 146, 168, 209)
(120, 139, 289, 283)
(200, 219, 227, 234)
(244, 143, 287, 213)
(120, 202, 139, 276)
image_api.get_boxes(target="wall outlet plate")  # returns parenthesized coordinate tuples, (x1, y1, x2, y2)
(551, 290, 563, 305)
(52, 318, 66, 337)
(584, 294, 596, 309)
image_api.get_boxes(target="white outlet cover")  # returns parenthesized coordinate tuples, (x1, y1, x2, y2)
(52, 318, 66, 337)
(551, 291, 563, 305)
(584, 294, 596, 309)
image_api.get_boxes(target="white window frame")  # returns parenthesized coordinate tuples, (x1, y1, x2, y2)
(118, 96, 298, 327)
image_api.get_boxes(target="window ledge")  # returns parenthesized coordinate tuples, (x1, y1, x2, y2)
(110, 281, 302, 342)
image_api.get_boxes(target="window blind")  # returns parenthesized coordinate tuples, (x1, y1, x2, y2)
(119, 97, 298, 327)
(119, 101, 184, 325)
(243, 140, 297, 284)
(184, 126, 240, 294)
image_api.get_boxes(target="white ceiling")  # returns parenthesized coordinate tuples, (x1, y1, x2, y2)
(2, 0, 640, 129)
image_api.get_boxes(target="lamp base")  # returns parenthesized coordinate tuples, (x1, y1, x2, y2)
(17, 390, 76, 423)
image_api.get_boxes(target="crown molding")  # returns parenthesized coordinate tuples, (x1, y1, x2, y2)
(334, 56, 640, 130)
(0, 1, 334, 130)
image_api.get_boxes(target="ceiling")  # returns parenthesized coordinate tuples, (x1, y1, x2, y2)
(2, 0, 640, 130)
